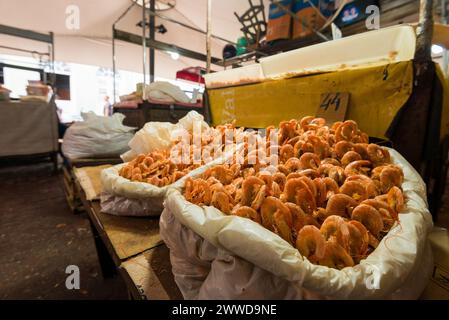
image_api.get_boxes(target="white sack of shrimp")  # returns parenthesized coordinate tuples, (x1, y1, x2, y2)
(160, 118, 433, 299)
(101, 114, 246, 216)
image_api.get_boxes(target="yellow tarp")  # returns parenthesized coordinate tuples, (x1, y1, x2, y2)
(209, 61, 414, 139)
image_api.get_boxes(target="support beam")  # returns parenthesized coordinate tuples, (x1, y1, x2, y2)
(114, 29, 221, 65)
(142, 1, 147, 85)
(415, 0, 434, 61)
(149, 0, 155, 83)
(112, 27, 117, 104)
(206, 0, 212, 73)
(0, 24, 53, 44)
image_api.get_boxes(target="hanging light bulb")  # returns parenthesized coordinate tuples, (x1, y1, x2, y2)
(432, 44, 444, 55)
(169, 51, 180, 60)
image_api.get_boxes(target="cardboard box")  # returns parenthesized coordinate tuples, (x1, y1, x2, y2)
(266, 0, 293, 42)
(292, 0, 334, 39)
(334, 0, 379, 28)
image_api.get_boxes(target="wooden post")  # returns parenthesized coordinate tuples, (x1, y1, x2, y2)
(387, 0, 436, 170)
(415, 0, 434, 61)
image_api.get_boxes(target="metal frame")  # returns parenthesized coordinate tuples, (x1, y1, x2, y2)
(234, 0, 267, 47)
(0, 63, 46, 88)
(113, 29, 222, 64)
(112, 0, 224, 103)
(0, 24, 55, 84)
(269, 0, 330, 42)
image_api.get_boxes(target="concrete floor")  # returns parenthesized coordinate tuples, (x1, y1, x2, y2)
(0, 160, 128, 299)
(0, 158, 448, 300)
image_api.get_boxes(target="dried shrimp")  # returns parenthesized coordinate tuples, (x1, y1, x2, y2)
(183, 117, 407, 270)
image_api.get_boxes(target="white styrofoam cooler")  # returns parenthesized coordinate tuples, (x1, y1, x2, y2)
(204, 63, 264, 89)
(260, 25, 416, 79)
(204, 25, 417, 88)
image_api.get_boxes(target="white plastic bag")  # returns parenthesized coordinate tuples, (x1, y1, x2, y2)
(121, 110, 209, 162)
(123, 122, 176, 162)
(101, 111, 214, 216)
(62, 112, 135, 159)
(160, 149, 434, 299)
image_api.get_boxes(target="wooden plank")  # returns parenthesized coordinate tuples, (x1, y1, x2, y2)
(75, 170, 162, 264)
(68, 157, 123, 169)
(73, 165, 112, 201)
(343, 2, 419, 36)
(119, 244, 183, 300)
(73, 164, 176, 299)
(90, 202, 162, 260)
(62, 165, 73, 183)
(380, 0, 418, 12)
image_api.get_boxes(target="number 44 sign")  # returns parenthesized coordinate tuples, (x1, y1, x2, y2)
(316, 92, 350, 124)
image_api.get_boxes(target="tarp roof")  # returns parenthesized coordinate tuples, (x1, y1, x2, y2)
(0, 0, 269, 78)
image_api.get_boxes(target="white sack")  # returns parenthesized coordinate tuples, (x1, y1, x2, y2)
(100, 192, 163, 217)
(143, 81, 190, 103)
(62, 112, 135, 159)
(148, 90, 177, 103)
(102, 111, 214, 216)
(101, 156, 228, 216)
(160, 149, 434, 299)
(122, 110, 209, 162)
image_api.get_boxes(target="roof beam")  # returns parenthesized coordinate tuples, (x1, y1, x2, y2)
(0, 24, 53, 44)
(113, 28, 221, 65)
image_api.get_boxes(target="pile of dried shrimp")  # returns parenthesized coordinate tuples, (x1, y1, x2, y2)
(184, 117, 405, 270)
(119, 122, 250, 187)
(118, 150, 198, 187)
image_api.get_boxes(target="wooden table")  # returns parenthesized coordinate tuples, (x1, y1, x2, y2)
(62, 157, 123, 213)
(114, 100, 203, 129)
(73, 166, 182, 300)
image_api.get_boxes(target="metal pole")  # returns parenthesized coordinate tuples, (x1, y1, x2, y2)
(150, 0, 155, 83)
(0, 45, 49, 56)
(112, 26, 116, 104)
(112, 1, 137, 105)
(415, 0, 434, 61)
(146, 7, 268, 58)
(206, 0, 212, 73)
(50, 32, 55, 86)
(441, 0, 449, 76)
(142, 0, 147, 85)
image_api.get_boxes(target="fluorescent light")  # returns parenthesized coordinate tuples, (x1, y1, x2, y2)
(432, 44, 444, 55)
(169, 51, 180, 60)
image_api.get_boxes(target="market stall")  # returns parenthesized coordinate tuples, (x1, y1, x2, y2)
(2, 0, 449, 305)
(0, 99, 59, 169)
(76, 0, 449, 302)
